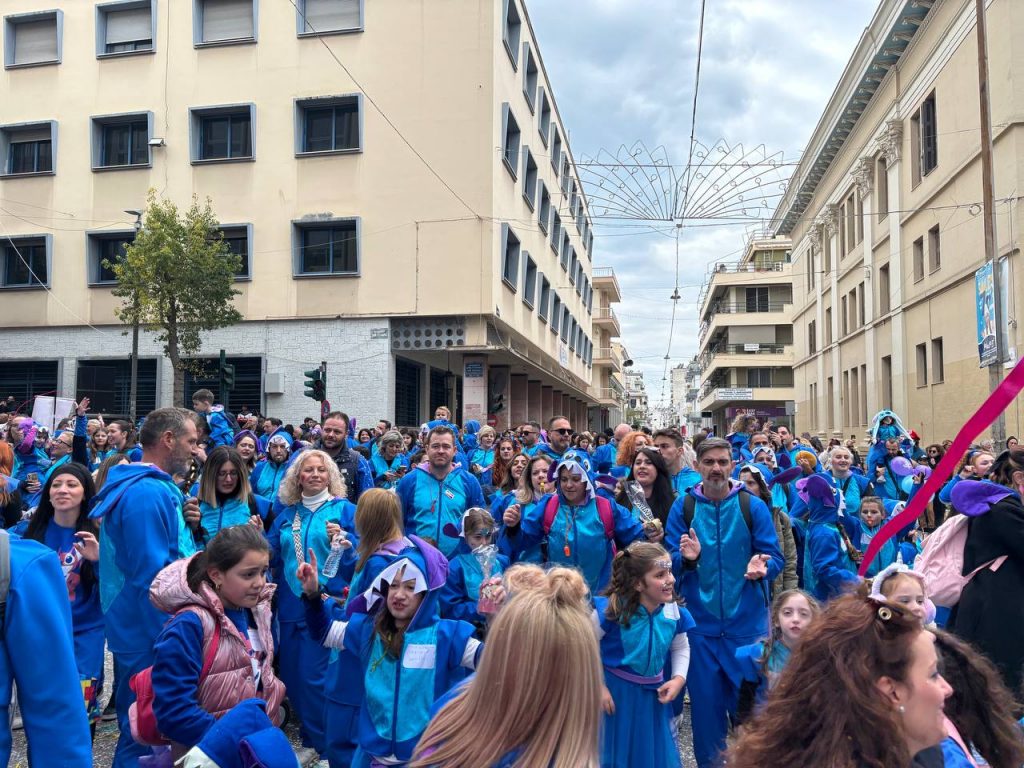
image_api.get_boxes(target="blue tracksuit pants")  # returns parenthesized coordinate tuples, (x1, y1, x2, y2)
(687, 633, 748, 768)
(111, 650, 153, 768)
(278, 620, 329, 753)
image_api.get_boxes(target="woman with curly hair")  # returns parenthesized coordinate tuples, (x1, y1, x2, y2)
(727, 593, 952, 768)
(614, 430, 651, 474)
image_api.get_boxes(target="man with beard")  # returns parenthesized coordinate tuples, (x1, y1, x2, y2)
(316, 411, 373, 503)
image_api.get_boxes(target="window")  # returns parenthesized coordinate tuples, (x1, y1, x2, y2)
(822, 230, 832, 273)
(550, 129, 561, 175)
(878, 263, 891, 314)
(294, 218, 359, 276)
(190, 105, 254, 162)
(537, 87, 551, 146)
(568, 249, 577, 285)
(550, 211, 561, 255)
(501, 224, 520, 290)
(747, 368, 772, 387)
(521, 146, 538, 210)
(858, 283, 865, 327)
(537, 181, 550, 233)
(296, 0, 362, 35)
(561, 156, 571, 196)
(522, 254, 537, 308)
(912, 236, 924, 281)
(4, 11, 62, 68)
(96, 1, 154, 56)
(502, 0, 521, 69)
(501, 104, 520, 179)
(568, 318, 576, 351)
(586, 282, 593, 313)
(808, 319, 817, 355)
(560, 231, 571, 271)
(538, 275, 550, 322)
(881, 355, 893, 409)
(843, 370, 851, 426)
(928, 225, 940, 273)
(825, 307, 833, 345)
(932, 338, 944, 384)
(560, 307, 570, 342)
(916, 343, 928, 387)
(219, 225, 251, 279)
(92, 113, 151, 169)
(296, 95, 360, 154)
(1, 235, 49, 288)
(194, 0, 255, 46)
(745, 286, 769, 312)
(913, 91, 938, 180)
(574, 261, 583, 295)
(550, 294, 561, 334)
(0, 122, 55, 176)
(841, 295, 848, 336)
(522, 42, 538, 112)
(826, 376, 834, 431)
(860, 364, 868, 425)
(87, 231, 135, 285)
(876, 155, 888, 220)
(78, 358, 157, 416)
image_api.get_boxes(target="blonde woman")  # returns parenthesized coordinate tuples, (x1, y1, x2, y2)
(411, 567, 601, 767)
(268, 449, 358, 759)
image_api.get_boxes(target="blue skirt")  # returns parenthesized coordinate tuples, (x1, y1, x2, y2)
(601, 670, 681, 768)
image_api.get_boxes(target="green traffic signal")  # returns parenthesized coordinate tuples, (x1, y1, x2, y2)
(304, 365, 326, 401)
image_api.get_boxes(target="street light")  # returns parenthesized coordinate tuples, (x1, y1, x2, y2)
(125, 209, 143, 423)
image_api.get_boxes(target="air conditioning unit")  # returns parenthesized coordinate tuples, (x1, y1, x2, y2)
(264, 372, 284, 394)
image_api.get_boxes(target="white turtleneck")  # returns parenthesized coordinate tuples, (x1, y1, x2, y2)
(301, 488, 331, 511)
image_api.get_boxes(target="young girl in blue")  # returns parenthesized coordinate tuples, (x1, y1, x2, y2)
(300, 543, 481, 768)
(195, 446, 268, 545)
(799, 474, 860, 602)
(735, 589, 819, 722)
(595, 542, 693, 768)
(267, 449, 358, 757)
(14, 462, 105, 729)
(494, 454, 551, 563)
(440, 507, 509, 627)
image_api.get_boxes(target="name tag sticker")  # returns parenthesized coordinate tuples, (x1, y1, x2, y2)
(444, 489, 455, 500)
(403, 644, 436, 669)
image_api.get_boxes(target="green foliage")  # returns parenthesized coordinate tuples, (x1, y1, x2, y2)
(107, 190, 243, 403)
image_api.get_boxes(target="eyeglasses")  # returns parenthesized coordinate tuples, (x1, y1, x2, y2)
(552, 428, 573, 436)
(217, 470, 239, 479)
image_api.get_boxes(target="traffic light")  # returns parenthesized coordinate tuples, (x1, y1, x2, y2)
(218, 349, 236, 403)
(304, 362, 327, 402)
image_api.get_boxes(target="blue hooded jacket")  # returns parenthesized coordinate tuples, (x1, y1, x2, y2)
(439, 510, 509, 624)
(90, 463, 197, 654)
(306, 544, 479, 764)
(665, 483, 783, 639)
(0, 536, 92, 766)
(203, 405, 237, 449)
(800, 475, 859, 602)
(396, 464, 485, 557)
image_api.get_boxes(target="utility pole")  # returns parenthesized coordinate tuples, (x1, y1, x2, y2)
(975, 0, 1006, 448)
(125, 209, 143, 422)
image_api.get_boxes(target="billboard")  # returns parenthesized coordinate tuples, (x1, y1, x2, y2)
(976, 262, 997, 367)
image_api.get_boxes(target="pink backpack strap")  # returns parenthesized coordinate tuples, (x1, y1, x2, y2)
(595, 496, 615, 540)
(542, 494, 559, 535)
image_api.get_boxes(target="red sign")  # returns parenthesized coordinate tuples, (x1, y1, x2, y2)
(486, 414, 497, 428)
(321, 399, 330, 421)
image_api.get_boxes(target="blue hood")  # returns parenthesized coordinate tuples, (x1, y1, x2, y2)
(463, 420, 480, 435)
(346, 538, 448, 632)
(797, 474, 840, 525)
(950, 478, 1018, 517)
(689, 479, 745, 504)
(192, 698, 296, 768)
(90, 463, 176, 519)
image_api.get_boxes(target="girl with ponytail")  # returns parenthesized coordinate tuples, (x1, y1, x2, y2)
(595, 542, 694, 767)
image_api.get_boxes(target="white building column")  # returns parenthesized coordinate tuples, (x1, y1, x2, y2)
(881, 119, 906, 415)
(856, 156, 878, 419)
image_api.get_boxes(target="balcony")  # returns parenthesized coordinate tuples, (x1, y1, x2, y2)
(698, 302, 793, 349)
(593, 306, 621, 336)
(697, 261, 792, 320)
(594, 345, 623, 371)
(698, 343, 793, 378)
(591, 387, 623, 407)
(699, 384, 796, 413)
(592, 266, 622, 303)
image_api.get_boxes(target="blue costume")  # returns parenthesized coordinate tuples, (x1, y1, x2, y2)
(672, 467, 702, 496)
(305, 545, 481, 768)
(503, 451, 644, 593)
(396, 463, 485, 558)
(370, 452, 409, 491)
(726, 431, 751, 462)
(439, 511, 509, 626)
(736, 639, 791, 716)
(202, 404, 236, 449)
(592, 443, 617, 473)
(468, 446, 495, 488)
(0, 535, 92, 766)
(268, 493, 358, 753)
(492, 491, 549, 563)
(799, 474, 860, 602)
(594, 595, 694, 768)
(664, 482, 783, 768)
(11, 440, 49, 510)
(12, 518, 105, 723)
(197, 496, 254, 544)
(90, 463, 197, 768)
(250, 432, 294, 501)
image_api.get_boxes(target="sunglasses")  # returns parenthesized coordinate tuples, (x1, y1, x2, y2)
(552, 428, 573, 436)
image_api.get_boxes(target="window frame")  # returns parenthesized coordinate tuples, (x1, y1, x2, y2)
(537, 87, 550, 147)
(295, 0, 363, 37)
(292, 216, 361, 278)
(95, 0, 156, 59)
(550, 129, 561, 175)
(550, 293, 561, 335)
(91, 111, 153, 171)
(521, 145, 538, 211)
(521, 41, 538, 114)
(189, 103, 256, 164)
(501, 0, 521, 70)
(931, 337, 944, 384)
(0, 120, 57, 178)
(537, 181, 550, 234)
(538, 274, 550, 323)
(193, 0, 258, 48)
(218, 223, 253, 281)
(3, 10, 63, 69)
(501, 223, 520, 291)
(500, 103, 520, 180)
(294, 94, 363, 157)
(915, 343, 928, 387)
(0, 233, 51, 290)
(550, 211, 561, 256)
(86, 229, 136, 286)
(522, 253, 537, 309)
(927, 224, 940, 274)
(912, 236, 924, 282)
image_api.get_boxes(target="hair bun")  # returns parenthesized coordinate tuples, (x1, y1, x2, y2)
(545, 567, 590, 607)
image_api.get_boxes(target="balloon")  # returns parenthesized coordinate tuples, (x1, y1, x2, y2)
(889, 456, 915, 476)
(900, 476, 916, 496)
(913, 465, 932, 481)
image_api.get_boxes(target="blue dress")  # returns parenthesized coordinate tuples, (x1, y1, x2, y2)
(595, 596, 695, 768)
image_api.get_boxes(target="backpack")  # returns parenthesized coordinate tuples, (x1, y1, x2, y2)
(542, 494, 615, 541)
(128, 608, 221, 746)
(682, 490, 753, 533)
(914, 514, 1006, 608)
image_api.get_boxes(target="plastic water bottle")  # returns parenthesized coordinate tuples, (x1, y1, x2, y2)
(322, 531, 348, 578)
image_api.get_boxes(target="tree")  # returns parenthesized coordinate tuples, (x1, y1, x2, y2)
(108, 190, 243, 407)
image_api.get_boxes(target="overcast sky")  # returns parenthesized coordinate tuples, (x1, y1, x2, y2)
(528, 0, 878, 412)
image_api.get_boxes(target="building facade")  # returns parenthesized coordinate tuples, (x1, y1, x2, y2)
(774, 0, 1024, 444)
(588, 265, 625, 431)
(0, 0, 612, 428)
(696, 232, 794, 436)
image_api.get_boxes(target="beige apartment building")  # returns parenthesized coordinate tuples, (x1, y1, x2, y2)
(696, 232, 795, 436)
(775, 0, 1024, 443)
(0, 0, 612, 429)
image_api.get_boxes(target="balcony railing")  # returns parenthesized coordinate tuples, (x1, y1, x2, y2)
(709, 301, 789, 315)
(698, 343, 789, 373)
(592, 266, 615, 278)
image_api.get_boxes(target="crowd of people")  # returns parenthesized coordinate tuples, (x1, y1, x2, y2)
(0, 390, 1022, 767)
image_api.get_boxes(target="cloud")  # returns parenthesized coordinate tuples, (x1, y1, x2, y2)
(528, 0, 875, 413)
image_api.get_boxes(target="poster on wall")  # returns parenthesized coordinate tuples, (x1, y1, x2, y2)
(976, 262, 998, 367)
(488, 366, 510, 430)
(463, 357, 487, 422)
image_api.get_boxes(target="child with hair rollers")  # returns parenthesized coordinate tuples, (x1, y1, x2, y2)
(440, 507, 510, 627)
(594, 542, 694, 768)
(299, 541, 481, 768)
(735, 589, 820, 723)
